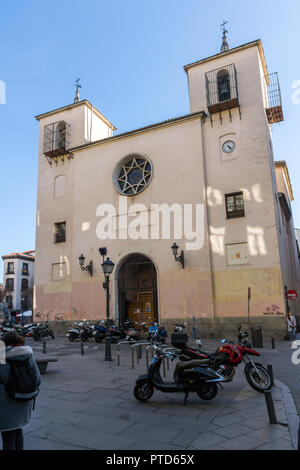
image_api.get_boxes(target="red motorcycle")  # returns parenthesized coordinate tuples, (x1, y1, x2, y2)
(172, 328, 272, 393)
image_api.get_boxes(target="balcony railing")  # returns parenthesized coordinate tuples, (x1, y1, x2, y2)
(263, 72, 283, 124)
(205, 64, 239, 114)
(43, 120, 71, 158)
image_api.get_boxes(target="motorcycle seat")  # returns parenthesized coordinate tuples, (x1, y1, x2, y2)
(175, 359, 210, 375)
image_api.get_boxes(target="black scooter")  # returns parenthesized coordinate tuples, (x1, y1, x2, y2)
(133, 345, 229, 403)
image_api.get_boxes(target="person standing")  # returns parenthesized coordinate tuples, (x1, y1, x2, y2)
(287, 312, 297, 342)
(0, 331, 41, 450)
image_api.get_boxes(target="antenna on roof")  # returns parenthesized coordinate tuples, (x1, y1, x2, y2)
(220, 20, 230, 53)
(74, 77, 82, 103)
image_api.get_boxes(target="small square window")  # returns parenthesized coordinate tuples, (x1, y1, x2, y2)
(54, 221, 66, 244)
(225, 192, 245, 219)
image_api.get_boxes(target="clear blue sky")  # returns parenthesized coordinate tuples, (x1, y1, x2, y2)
(0, 0, 299, 274)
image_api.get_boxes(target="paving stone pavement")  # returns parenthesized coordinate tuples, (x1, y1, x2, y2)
(21, 337, 298, 450)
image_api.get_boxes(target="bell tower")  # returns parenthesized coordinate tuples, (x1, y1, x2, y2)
(35, 82, 116, 166)
(184, 31, 283, 126)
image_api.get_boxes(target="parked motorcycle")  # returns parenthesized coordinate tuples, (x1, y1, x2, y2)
(94, 320, 127, 343)
(66, 321, 84, 342)
(33, 321, 55, 341)
(133, 344, 230, 403)
(124, 321, 147, 342)
(147, 322, 168, 343)
(171, 327, 272, 393)
(0, 324, 14, 338)
(13, 323, 37, 338)
(80, 322, 95, 342)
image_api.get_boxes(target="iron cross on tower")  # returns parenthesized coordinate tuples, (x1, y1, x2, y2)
(220, 20, 230, 52)
(74, 77, 82, 103)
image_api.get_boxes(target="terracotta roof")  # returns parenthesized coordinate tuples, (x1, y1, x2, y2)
(2, 250, 35, 261)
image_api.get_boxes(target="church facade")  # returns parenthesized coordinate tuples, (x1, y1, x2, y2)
(34, 37, 300, 337)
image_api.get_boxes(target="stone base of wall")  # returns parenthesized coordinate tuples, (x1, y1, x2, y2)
(47, 315, 287, 342)
(163, 316, 287, 342)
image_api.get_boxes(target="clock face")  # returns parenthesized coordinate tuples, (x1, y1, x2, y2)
(222, 140, 236, 153)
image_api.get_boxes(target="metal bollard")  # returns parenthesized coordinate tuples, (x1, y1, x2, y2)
(162, 357, 166, 377)
(267, 364, 274, 387)
(131, 347, 134, 369)
(43, 341, 46, 354)
(271, 337, 275, 349)
(117, 344, 120, 366)
(136, 346, 139, 364)
(264, 391, 277, 424)
(138, 344, 142, 360)
(81, 341, 84, 355)
(167, 357, 170, 371)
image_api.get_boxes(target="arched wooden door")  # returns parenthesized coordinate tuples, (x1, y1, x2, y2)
(117, 254, 158, 325)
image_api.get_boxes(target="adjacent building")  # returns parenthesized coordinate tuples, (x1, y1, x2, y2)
(1, 250, 35, 314)
(34, 34, 300, 337)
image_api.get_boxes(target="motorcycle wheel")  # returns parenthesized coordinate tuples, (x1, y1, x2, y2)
(95, 335, 104, 343)
(81, 333, 89, 342)
(245, 363, 271, 392)
(134, 380, 154, 402)
(69, 333, 76, 342)
(197, 383, 218, 400)
(49, 330, 55, 339)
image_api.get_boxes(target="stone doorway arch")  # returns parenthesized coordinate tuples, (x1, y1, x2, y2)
(116, 254, 158, 326)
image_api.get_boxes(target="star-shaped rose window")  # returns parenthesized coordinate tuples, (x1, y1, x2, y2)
(118, 157, 152, 195)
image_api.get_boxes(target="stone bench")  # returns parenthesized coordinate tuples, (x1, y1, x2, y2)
(36, 357, 58, 374)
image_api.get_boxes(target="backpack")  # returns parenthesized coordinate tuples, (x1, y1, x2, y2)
(6, 357, 40, 402)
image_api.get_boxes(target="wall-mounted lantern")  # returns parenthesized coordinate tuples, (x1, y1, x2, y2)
(78, 254, 93, 277)
(171, 243, 184, 269)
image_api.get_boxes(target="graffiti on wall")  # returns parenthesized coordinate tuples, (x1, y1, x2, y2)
(35, 311, 67, 324)
(263, 305, 284, 316)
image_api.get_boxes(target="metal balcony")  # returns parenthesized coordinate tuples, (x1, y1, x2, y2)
(205, 63, 239, 114)
(264, 72, 283, 124)
(43, 121, 71, 158)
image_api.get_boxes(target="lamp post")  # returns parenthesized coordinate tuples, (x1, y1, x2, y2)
(100, 251, 115, 361)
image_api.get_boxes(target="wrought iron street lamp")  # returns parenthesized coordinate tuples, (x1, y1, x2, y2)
(100, 250, 115, 361)
(171, 243, 184, 269)
(78, 254, 93, 276)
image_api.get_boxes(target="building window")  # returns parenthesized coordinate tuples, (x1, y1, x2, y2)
(22, 263, 29, 275)
(6, 295, 13, 308)
(21, 278, 29, 291)
(217, 69, 231, 102)
(6, 262, 14, 274)
(225, 192, 245, 219)
(6, 278, 14, 291)
(54, 222, 66, 243)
